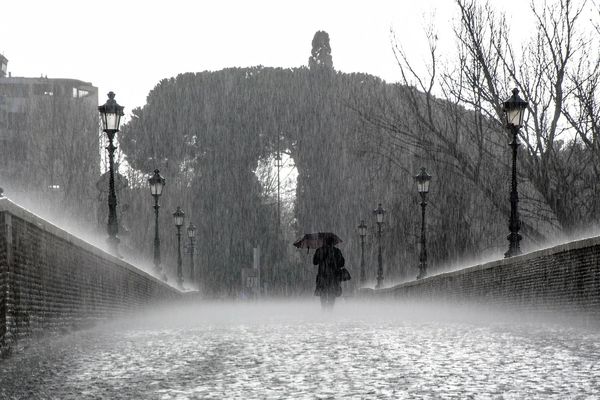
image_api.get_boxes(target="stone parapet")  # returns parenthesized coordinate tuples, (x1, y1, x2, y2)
(360, 236, 600, 318)
(0, 198, 181, 357)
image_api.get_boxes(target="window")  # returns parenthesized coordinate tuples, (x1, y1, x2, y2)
(34, 83, 54, 96)
(0, 84, 29, 97)
(73, 87, 90, 98)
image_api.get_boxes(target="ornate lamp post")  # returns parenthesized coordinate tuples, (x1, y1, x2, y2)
(187, 223, 196, 285)
(357, 220, 368, 285)
(173, 206, 185, 289)
(148, 169, 166, 280)
(502, 88, 528, 258)
(373, 204, 386, 289)
(98, 92, 124, 255)
(414, 167, 432, 279)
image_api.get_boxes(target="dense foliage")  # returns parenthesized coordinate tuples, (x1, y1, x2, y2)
(118, 10, 600, 295)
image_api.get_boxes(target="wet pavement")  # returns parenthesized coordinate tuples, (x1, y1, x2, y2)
(1, 301, 599, 399)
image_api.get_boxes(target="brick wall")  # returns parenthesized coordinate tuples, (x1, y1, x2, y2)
(362, 237, 600, 317)
(0, 198, 180, 357)
(0, 212, 7, 355)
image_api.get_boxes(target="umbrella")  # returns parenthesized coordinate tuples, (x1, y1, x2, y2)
(293, 232, 342, 250)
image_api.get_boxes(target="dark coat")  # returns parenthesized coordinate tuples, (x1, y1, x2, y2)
(312, 245, 345, 297)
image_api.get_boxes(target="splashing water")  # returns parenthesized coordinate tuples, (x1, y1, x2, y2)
(1, 300, 598, 399)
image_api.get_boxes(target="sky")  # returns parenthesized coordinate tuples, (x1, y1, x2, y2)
(0, 0, 537, 115)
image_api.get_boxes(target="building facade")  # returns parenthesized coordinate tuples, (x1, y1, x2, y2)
(0, 54, 99, 222)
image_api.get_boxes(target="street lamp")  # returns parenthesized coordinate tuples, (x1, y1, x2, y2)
(414, 167, 432, 279)
(502, 88, 528, 258)
(173, 206, 185, 289)
(357, 220, 367, 285)
(187, 222, 196, 285)
(98, 91, 124, 255)
(148, 169, 166, 280)
(373, 203, 385, 289)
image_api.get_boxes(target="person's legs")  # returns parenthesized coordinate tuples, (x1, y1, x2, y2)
(320, 295, 328, 309)
(320, 292, 335, 310)
(327, 293, 336, 308)
(320, 294, 334, 310)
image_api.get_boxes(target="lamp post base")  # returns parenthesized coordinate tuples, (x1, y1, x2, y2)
(504, 232, 522, 258)
(504, 248, 522, 258)
(107, 236, 120, 257)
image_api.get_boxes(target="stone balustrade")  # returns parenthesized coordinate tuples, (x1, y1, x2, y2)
(361, 237, 600, 318)
(0, 198, 180, 357)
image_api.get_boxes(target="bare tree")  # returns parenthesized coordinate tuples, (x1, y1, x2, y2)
(359, 0, 600, 247)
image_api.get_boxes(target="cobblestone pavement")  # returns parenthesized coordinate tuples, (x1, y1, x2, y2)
(1, 301, 599, 399)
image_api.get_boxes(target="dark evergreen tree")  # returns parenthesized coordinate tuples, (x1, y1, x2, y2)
(308, 31, 333, 70)
(117, 29, 575, 295)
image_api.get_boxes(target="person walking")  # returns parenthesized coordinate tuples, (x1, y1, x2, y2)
(313, 236, 345, 309)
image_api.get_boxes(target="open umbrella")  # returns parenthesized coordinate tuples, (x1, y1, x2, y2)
(293, 232, 342, 250)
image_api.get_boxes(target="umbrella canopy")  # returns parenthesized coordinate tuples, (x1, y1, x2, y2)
(293, 232, 342, 249)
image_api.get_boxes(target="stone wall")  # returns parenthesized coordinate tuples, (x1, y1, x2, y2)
(363, 236, 600, 317)
(0, 198, 180, 357)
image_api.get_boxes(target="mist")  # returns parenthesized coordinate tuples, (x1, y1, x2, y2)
(2, 300, 598, 399)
